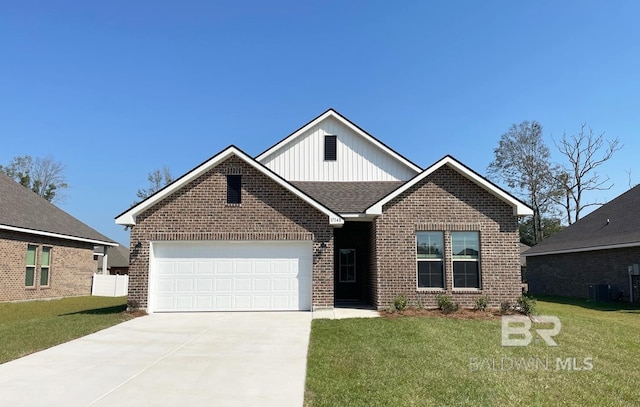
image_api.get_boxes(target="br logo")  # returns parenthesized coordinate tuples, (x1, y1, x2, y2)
(501, 315, 561, 347)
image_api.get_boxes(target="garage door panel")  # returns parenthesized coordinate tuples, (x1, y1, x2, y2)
(215, 279, 233, 292)
(235, 260, 252, 275)
(216, 261, 233, 275)
(152, 241, 312, 312)
(176, 262, 195, 275)
(196, 278, 213, 291)
(196, 262, 214, 275)
(235, 278, 252, 291)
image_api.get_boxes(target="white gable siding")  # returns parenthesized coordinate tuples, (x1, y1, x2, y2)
(260, 117, 418, 181)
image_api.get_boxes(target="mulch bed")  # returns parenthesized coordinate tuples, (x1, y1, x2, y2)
(382, 308, 504, 320)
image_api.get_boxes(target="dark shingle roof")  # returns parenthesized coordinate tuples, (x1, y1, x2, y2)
(525, 185, 640, 256)
(0, 172, 115, 244)
(291, 181, 405, 213)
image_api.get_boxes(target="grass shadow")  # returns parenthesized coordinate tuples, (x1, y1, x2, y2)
(60, 304, 128, 316)
(536, 295, 640, 312)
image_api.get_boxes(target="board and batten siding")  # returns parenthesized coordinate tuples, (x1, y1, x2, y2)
(260, 117, 418, 181)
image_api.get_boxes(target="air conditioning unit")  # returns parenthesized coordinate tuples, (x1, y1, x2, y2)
(629, 264, 640, 276)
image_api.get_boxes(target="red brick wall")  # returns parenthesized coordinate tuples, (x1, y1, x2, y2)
(128, 156, 334, 310)
(527, 247, 640, 300)
(372, 166, 521, 309)
(0, 231, 96, 302)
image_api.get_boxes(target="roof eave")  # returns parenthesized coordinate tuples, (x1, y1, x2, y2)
(365, 156, 533, 217)
(525, 241, 640, 257)
(256, 109, 422, 174)
(115, 146, 344, 228)
(0, 224, 118, 246)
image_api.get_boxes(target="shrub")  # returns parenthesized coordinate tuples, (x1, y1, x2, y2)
(393, 295, 408, 312)
(436, 294, 458, 314)
(126, 299, 140, 312)
(516, 294, 537, 316)
(499, 301, 512, 315)
(474, 295, 489, 312)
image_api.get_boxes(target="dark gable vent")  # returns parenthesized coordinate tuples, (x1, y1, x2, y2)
(226, 175, 241, 204)
(324, 135, 337, 161)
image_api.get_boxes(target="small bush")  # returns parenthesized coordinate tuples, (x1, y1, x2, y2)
(499, 301, 512, 315)
(516, 294, 537, 316)
(436, 294, 458, 314)
(474, 295, 489, 312)
(393, 295, 408, 312)
(126, 299, 140, 312)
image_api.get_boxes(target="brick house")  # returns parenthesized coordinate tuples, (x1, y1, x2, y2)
(116, 109, 531, 312)
(525, 185, 640, 302)
(0, 172, 117, 302)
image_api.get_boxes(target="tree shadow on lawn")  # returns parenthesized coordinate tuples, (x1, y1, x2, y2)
(60, 304, 128, 316)
(536, 295, 640, 313)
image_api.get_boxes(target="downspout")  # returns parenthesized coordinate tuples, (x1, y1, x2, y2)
(102, 246, 109, 275)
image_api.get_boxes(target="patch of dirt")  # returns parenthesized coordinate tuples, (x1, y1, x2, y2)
(382, 308, 502, 320)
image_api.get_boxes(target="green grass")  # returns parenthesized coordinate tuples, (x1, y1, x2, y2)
(0, 296, 136, 364)
(305, 297, 640, 407)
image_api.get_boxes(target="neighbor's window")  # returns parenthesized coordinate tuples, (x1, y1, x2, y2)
(452, 232, 481, 288)
(324, 135, 337, 161)
(226, 175, 241, 204)
(416, 232, 444, 288)
(40, 246, 51, 286)
(26, 245, 37, 287)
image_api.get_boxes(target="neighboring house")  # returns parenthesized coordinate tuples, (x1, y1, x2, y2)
(94, 243, 130, 275)
(525, 185, 640, 302)
(116, 109, 532, 312)
(0, 172, 117, 302)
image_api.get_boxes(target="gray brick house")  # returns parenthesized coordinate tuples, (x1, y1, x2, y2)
(116, 109, 531, 312)
(525, 185, 640, 302)
(0, 172, 117, 302)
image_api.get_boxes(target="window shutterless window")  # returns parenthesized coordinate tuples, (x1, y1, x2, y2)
(226, 175, 241, 204)
(416, 232, 444, 288)
(339, 248, 356, 283)
(26, 245, 37, 287)
(40, 246, 51, 286)
(324, 135, 337, 161)
(452, 231, 480, 288)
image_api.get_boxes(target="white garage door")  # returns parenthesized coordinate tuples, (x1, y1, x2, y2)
(150, 241, 312, 312)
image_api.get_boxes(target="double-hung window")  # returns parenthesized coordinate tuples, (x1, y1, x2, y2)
(26, 245, 37, 287)
(452, 232, 481, 288)
(41, 246, 51, 286)
(416, 232, 444, 288)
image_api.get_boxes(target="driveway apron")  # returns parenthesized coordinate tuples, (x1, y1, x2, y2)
(0, 312, 312, 406)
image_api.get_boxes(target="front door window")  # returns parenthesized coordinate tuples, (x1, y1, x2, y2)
(339, 249, 356, 283)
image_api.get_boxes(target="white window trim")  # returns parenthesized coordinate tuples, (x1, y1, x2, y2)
(416, 232, 445, 289)
(451, 232, 481, 290)
(26, 244, 37, 288)
(40, 246, 52, 287)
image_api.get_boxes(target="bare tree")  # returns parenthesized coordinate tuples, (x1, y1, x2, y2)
(554, 124, 622, 224)
(0, 155, 68, 203)
(488, 121, 560, 244)
(136, 166, 173, 202)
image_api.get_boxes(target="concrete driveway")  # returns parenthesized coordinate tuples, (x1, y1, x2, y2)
(0, 312, 312, 407)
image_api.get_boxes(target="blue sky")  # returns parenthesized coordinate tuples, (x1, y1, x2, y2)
(1, 1, 639, 245)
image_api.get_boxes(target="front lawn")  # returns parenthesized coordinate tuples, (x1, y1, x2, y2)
(0, 296, 137, 364)
(305, 298, 640, 406)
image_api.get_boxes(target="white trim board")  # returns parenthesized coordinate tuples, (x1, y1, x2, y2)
(115, 146, 344, 227)
(0, 224, 118, 246)
(256, 109, 422, 174)
(366, 155, 533, 217)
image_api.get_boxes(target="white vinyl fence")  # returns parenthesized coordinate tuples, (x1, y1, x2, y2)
(92, 274, 129, 297)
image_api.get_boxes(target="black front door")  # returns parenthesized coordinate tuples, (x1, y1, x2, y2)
(334, 222, 371, 303)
